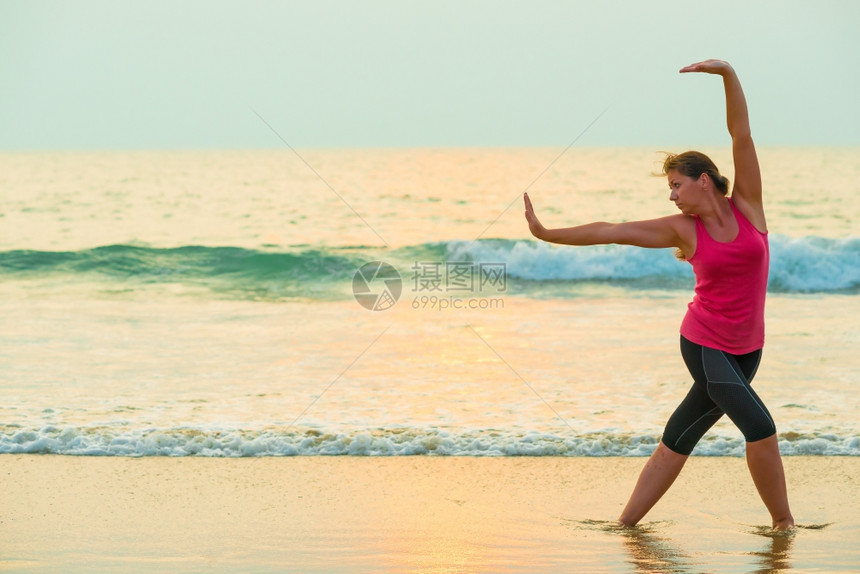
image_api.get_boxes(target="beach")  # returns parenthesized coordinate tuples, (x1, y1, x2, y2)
(2, 455, 858, 573)
(1, 147, 858, 572)
(3, 2, 859, 572)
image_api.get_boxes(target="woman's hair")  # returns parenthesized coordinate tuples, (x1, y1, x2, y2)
(660, 151, 730, 196)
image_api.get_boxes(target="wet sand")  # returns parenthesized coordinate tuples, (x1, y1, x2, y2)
(1, 455, 857, 573)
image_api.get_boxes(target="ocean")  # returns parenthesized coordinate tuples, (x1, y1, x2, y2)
(1, 147, 858, 457)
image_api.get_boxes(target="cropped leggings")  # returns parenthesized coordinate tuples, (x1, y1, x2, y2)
(662, 336, 777, 455)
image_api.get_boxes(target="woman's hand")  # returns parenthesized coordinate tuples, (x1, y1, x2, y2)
(523, 192, 547, 240)
(679, 59, 732, 76)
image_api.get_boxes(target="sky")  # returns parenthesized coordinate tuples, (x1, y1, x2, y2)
(1, 0, 858, 149)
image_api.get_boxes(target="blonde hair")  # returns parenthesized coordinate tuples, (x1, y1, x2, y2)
(661, 151, 729, 195)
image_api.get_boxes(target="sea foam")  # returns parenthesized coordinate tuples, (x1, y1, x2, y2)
(1, 235, 856, 299)
(2, 425, 857, 457)
(448, 234, 860, 293)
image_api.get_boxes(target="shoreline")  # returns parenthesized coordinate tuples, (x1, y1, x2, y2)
(2, 455, 857, 572)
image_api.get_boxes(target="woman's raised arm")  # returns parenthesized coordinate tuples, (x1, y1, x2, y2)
(680, 60, 766, 230)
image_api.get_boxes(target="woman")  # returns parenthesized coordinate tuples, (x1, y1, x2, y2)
(523, 59, 794, 530)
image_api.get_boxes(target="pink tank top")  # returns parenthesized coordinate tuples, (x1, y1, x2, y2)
(680, 199, 769, 354)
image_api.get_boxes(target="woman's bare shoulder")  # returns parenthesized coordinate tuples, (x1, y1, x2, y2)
(730, 193, 768, 233)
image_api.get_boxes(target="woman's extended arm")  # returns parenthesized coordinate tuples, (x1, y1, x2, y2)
(524, 192, 693, 253)
(680, 60, 766, 230)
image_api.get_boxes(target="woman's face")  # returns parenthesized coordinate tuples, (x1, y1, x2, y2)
(667, 169, 702, 215)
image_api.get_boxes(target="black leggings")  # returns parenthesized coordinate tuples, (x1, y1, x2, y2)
(662, 336, 777, 455)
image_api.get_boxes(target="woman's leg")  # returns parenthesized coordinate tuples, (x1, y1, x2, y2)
(619, 337, 724, 527)
(746, 434, 795, 529)
(698, 345, 794, 529)
(618, 441, 688, 527)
